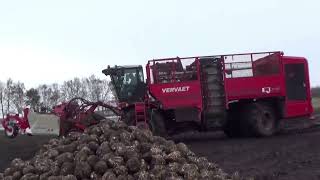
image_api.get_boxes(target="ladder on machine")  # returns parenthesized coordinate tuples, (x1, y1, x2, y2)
(200, 58, 226, 130)
(134, 102, 148, 129)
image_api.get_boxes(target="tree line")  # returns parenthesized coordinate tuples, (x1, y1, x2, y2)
(0, 75, 113, 118)
(312, 87, 320, 98)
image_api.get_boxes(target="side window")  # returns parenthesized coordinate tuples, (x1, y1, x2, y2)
(138, 69, 144, 82)
(285, 63, 307, 100)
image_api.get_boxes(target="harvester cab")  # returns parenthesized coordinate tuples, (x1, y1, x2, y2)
(102, 65, 146, 104)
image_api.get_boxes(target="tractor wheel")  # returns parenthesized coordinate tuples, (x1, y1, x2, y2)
(149, 109, 168, 137)
(122, 108, 136, 126)
(223, 106, 251, 138)
(122, 108, 167, 137)
(5, 124, 19, 138)
(223, 113, 243, 138)
(243, 103, 278, 137)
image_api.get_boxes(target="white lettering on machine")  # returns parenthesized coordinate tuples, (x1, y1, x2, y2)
(162, 86, 190, 93)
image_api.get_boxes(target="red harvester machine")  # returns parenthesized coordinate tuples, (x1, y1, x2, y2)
(102, 51, 314, 137)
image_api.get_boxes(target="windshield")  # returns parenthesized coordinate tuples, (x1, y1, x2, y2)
(106, 66, 145, 103)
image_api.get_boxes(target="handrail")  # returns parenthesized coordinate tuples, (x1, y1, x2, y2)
(148, 51, 282, 62)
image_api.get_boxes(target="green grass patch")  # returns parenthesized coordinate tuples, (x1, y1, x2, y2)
(312, 97, 320, 113)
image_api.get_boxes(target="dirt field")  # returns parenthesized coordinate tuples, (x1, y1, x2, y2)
(1, 117, 320, 180)
(185, 130, 320, 180)
(0, 134, 54, 172)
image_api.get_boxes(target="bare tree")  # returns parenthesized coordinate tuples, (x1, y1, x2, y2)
(86, 75, 103, 102)
(0, 81, 5, 118)
(101, 79, 113, 101)
(11, 81, 25, 114)
(83, 75, 113, 102)
(0, 75, 113, 115)
(4, 78, 14, 114)
(60, 80, 71, 101)
(38, 84, 52, 112)
(26, 88, 40, 112)
(49, 83, 61, 108)
(60, 78, 87, 101)
(73, 78, 87, 98)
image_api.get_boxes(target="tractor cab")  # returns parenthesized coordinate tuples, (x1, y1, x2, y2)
(102, 65, 146, 103)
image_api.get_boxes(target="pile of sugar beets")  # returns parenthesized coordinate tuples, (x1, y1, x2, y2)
(0, 119, 243, 180)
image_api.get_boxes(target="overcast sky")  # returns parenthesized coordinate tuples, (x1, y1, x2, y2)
(0, 0, 319, 88)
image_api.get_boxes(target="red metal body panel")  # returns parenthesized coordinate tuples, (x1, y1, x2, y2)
(225, 75, 285, 101)
(149, 81, 202, 110)
(222, 52, 286, 110)
(147, 57, 203, 112)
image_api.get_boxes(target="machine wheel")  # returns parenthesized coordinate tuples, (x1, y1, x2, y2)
(223, 113, 243, 138)
(243, 103, 278, 137)
(122, 108, 136, 126)
(122, 108, 167, 137)
(5, 123, 19, 138)
(149, 109, 168, 137)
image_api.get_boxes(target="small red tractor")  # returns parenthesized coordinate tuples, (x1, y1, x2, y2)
(1, 108, 32, 138)
(102, 51, 314, 137)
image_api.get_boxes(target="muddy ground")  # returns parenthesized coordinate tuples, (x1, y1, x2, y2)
(0, 135, 54, 172)
(1, 119, 320, 180)
(185, 130, 320, 180)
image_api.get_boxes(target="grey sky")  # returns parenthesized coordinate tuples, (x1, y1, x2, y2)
(0, 0, 319, 88)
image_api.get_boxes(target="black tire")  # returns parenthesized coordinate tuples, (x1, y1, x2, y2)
(243, 103, 278, 137)
(223, 107, 249, 138)
(149, 109, 168, 137)
(122, 108, 167, 137)
(5, 124, 19, 138)
(223, 113, 242, 138)
(122, 108, 136, 126)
